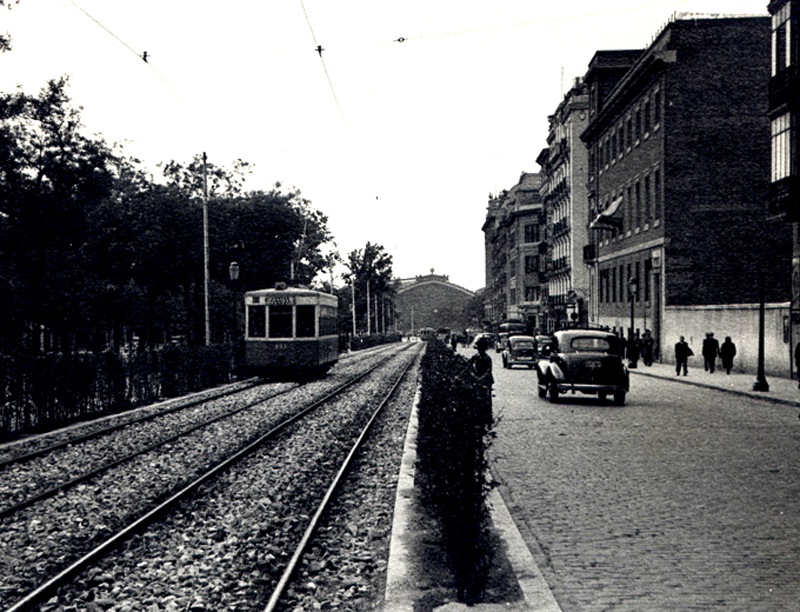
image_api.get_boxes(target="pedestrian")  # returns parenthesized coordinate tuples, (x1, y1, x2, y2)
(702, 332, 720, 373)
(720, 336, 737, 374)
(450, 334, 458, 351)
(675, 335, 693, 376)
(627, 332, 640, 369)
(468, 336, 494, 390)
(795, 341, 800, 389)
(467, 336, 494, 428)
(641, 330, 655, 366)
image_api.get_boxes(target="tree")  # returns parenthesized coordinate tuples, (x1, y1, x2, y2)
(1, 1, 20, 53)
(345, 242, 396, 335)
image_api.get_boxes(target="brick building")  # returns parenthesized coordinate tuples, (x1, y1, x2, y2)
(394, 272, 475, 335)
(482, 173, 547, 331)
(768, 0, 800, 375)
(582, 16, 792, 373)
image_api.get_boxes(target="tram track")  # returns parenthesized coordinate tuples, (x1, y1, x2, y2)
(0, 344, 416, 610)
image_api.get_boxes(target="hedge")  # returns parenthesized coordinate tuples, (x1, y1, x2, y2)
(415, 339, 495, 604)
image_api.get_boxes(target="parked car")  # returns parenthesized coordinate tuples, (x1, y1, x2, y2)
(471, 332, 497, 351)
(496, 333, 509, 353)
(536, 329, 629, 404)
(502, 335, 537, 368)
(533, 335, 554, 359)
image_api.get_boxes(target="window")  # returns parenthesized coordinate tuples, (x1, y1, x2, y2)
(296, 305, 316, 338)
(524, 255, 539, 274)
(644, 259, 652, 303)
(644, 175, 651, 225)
(772, 3, 793, 75)
(635, 108, 642, 143)
(269, 305, 293, 338)
(619, 265, 624, 302)
(248, 304, 266, 338)
(612, 267, 617, 302)
(524, 224, 540, 243)
(654, 89, 661, 127)
(635, 181, 642, 229)
(654, 167, 662, 221)
(617, 123, 623, 158)
(571, 336, 612, 353)
(627, 185, 633, 232)
(772, 112, 794, 182)
(644, 99, 651, 134)
(627, 116, 633, 149)
(524, 286, 539, 302)
(611, 129, 617, 160)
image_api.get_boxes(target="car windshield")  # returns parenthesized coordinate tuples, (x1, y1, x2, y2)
(569, 336, 614, 353)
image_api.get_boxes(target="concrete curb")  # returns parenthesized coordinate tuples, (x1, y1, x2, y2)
(631, 369, 800, 409)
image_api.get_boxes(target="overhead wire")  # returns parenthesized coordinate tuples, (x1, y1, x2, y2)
(65, 0, 208, 129)
(298, 0, 348, 130)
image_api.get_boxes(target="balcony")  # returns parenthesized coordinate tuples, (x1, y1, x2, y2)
(769, 176, 800, 222)
(769, 65, 800, 113)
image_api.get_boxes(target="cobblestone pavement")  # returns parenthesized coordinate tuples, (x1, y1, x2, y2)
(471, 348, 800, 612)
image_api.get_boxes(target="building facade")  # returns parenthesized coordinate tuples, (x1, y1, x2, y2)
(394, 272, 475, 334)
(537, 79, 592, 331)
(582, 16, 792, 373)
(768, 0, 800, 374)
(482, 173, 547, 331)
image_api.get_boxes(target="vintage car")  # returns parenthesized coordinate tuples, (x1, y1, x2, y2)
(495, 333, 509, 353)
(471, 332, 497, 351)
(533, 335, 554, 359)
(501, 335, 538, 368)
(536, 329, 629, 405)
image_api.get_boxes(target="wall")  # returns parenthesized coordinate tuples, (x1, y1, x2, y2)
(663, 304, 792, 377)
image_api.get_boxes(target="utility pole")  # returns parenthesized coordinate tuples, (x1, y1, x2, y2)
(202, 152, 211, 346)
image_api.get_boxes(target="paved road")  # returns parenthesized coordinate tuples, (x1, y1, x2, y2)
(475, 349, 800, 612)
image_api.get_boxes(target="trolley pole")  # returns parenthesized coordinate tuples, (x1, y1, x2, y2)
(203, 152, 211, 346)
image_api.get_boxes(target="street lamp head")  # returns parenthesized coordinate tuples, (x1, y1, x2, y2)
(229, 261, 240, 282)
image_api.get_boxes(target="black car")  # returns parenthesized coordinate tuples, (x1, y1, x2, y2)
(536, 329, 629, 405)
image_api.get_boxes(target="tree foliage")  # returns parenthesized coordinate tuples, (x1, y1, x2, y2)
(343, 242, 396, 334)
(0, 79, 334, 353)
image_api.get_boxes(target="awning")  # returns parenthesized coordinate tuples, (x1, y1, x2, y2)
(589, 197, 623, 230)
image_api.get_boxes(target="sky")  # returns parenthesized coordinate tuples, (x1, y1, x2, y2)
(1, 0, 769, 291)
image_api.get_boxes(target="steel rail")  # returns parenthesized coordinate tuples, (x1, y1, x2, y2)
(262, 347, 419, 612)
(2, 344, 414, 612)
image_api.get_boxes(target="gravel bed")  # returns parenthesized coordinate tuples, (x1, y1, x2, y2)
(0, 344, 411, 611)
(26, 347, 420, 612)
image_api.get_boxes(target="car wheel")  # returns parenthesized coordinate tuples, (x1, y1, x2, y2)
(613, 391, 626, 406)
(548, 381, 559, 403)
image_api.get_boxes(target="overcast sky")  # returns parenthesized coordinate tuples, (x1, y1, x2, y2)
(2, 0, 769, 291)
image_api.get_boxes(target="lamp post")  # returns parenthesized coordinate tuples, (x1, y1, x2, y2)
(753, 271, 770, 392)
(628, 277, 639, 338)
(228, 261, 240, 374)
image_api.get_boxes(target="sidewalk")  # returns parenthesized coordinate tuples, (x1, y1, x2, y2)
(630, 360, 800, 408)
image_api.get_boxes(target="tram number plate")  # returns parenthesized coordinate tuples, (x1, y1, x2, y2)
(266, 297, 294, 306)
(273, 343, 290, 350)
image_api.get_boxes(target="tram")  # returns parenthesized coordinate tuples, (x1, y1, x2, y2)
(243, 284, 339, 379)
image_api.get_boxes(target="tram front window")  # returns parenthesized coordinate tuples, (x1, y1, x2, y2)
(269, 305, 293, 338)
(296, 305, 316, 338)
(248, 305, 266, 338)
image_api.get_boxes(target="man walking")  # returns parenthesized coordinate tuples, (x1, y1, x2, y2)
(702, 332, 720, 373)
(675, 336, 693, 376)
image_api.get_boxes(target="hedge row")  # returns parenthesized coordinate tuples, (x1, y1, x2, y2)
(0, 345, 233, 441)
(416, 339, 495, 604)
(348, 332, 402, 351)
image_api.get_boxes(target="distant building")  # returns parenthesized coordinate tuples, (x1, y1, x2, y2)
(537, 79, 591, 331)
(482, 173, 546, 331)
(582, 15, 792, 373)
(394, 272, 475, 334)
